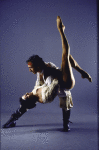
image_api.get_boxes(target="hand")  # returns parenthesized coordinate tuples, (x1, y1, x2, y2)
(22, 92, 32, 99)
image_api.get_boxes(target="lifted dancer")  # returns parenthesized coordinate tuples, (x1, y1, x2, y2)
(2, 16, 92, 131)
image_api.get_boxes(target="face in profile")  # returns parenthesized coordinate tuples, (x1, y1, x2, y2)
(27, 62, 37, 74)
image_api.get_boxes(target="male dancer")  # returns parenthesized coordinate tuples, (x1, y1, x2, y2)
(2, 16, 92, 131)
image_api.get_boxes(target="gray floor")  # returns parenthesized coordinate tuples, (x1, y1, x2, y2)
(1, 102, 98, 150)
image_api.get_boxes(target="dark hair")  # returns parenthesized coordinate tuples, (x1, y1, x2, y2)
(26, 55, 45, 69)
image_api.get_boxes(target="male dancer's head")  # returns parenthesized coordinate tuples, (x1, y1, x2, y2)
(26, 55, 45, 74)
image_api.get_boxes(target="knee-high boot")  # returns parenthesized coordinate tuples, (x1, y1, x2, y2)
(2, 96, 37, 128)
(2, 106, 27, 128)
(62, 109, 71, 132)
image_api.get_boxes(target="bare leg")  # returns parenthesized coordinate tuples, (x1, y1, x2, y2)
(57, 16, 75, 89)
(69, 55, 92, 82)
(57, 17, 92, 82)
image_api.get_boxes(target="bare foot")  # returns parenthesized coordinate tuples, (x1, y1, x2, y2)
(57, 16, 65, 33)
(56, 16, 63, 30)
(81, 72, 92, 82)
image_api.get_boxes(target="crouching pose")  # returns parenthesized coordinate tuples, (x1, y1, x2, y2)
(2, 16, 92, 131)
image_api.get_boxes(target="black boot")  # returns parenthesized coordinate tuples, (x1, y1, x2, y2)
(2, 106, 27, 128)
(62, 109, 71, 132)
(2, 96, 37, 128)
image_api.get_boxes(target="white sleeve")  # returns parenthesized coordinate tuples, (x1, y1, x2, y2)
(45, 76, 52, 86)
(45, 62, 59, 69)
(39, 76, 53, 88)
(35, 72, 44, 86)
(35, 73, 40, 86)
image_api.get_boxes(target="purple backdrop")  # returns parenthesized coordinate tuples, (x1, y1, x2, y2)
(0, 0, 97, 115)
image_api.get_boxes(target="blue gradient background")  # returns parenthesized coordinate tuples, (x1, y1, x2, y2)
(0, 0, 98, 150)
(0, 0, 97, 113)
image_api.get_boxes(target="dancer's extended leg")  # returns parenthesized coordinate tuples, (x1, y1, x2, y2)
(56, 16, 92, 82)
(69, 55, 92, 82)
(57, 16, 75, 89)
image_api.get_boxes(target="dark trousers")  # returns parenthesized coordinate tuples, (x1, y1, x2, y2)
(62, 108, 70, 129)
